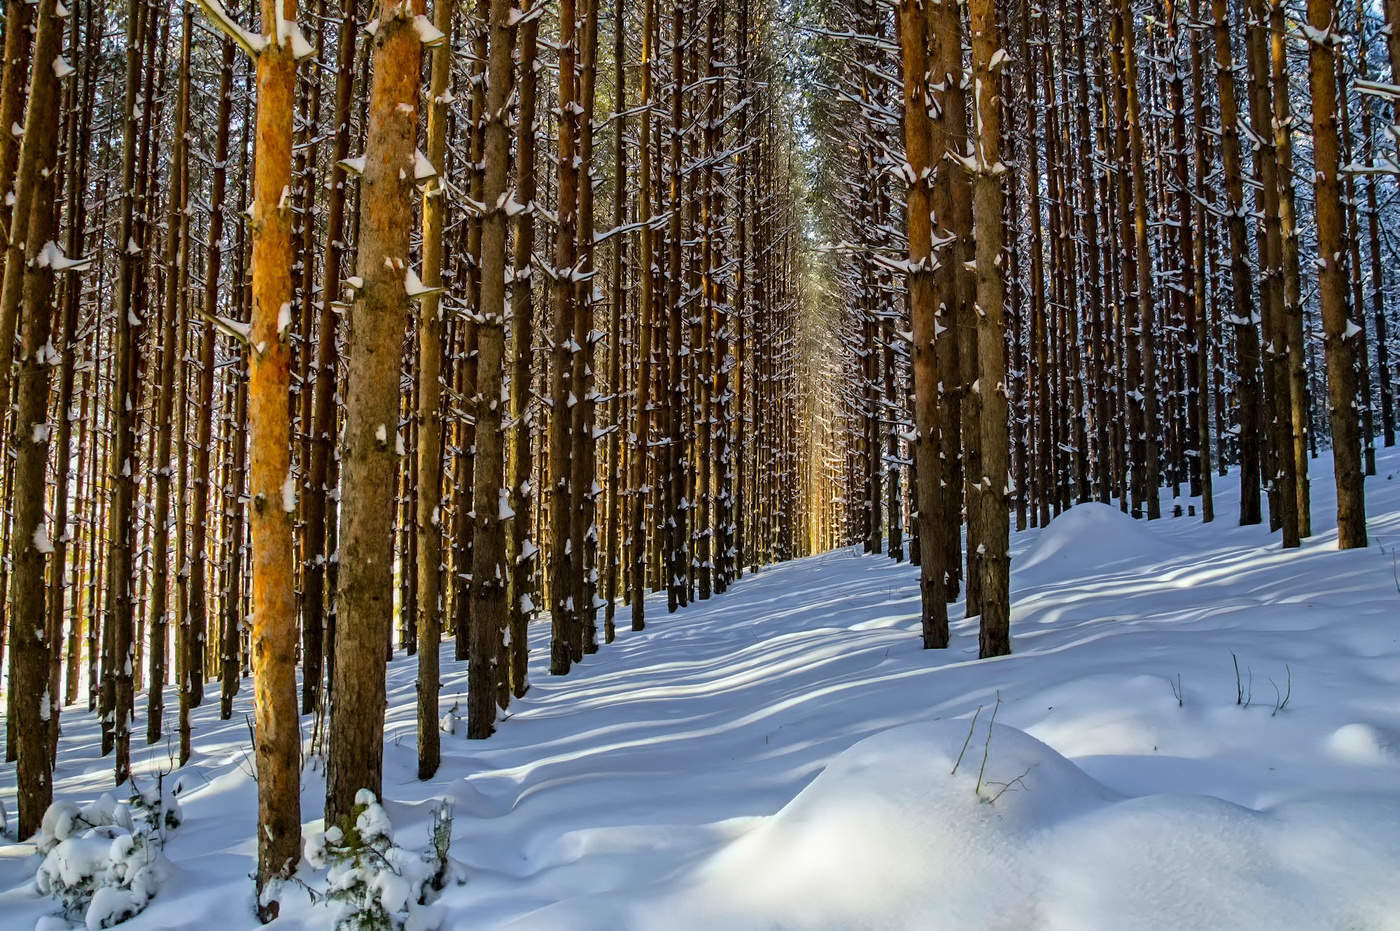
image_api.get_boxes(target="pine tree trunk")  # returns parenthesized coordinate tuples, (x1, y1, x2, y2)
(1356, 4, 1395, 449)
(236, 0, 307, 905)
(571, 0, 602, 651)
(105, 0, 151, 785)
(302, 0, 357, 717)
(506, 11, 541, 695)
(1270, 0, 1310, 533)
(0, 0, 34, 413)
(1334, 48, 1377, 478)
(183, 37, 234, 763)
(146, 3, 191, 743)
(415, 0, 454, 781)
(629, 0, 656, 631)
(603, 0, 628, 636)
(1245, 0, 1299, 546)
(1306, 0, 1366, 548)
(665, 0, 686, 614)
(549, 0, 582, 673)
(327, 0, 426, 824)
(896, 0, 948, 649)
(969, 0, 1009, 657)
(4, 0, 63, 839)
(1211, 0, 1263, 526)
(467, 0, 519, 738)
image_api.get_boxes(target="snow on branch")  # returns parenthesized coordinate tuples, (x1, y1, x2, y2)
(191, 0, 267, 59)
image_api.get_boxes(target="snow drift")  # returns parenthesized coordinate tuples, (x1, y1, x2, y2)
(3, 447, 1399, 929)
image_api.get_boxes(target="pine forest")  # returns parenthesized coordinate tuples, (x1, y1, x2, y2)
(1, 0, 1399, 924)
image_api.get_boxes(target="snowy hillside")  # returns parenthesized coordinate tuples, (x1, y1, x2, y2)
(4, 446, 1400, 929)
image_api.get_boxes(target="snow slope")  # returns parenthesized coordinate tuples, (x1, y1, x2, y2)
(3, 445, 1400, 929)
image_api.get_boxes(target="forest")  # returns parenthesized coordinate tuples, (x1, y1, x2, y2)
(0, 0, 1398, 924)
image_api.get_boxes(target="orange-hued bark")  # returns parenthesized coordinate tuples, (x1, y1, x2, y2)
(246, 0, 303, 909)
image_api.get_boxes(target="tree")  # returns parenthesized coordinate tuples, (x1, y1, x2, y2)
(146, 0, 192, 744)
(415, 0, 454, 780)
(1307, 0, 1367, 548)
(629, 0, 657, 634)
(467, 0, 520, 738)
(327, 0, 429, 825)
(505, 4, 542, 695)
(1211, 0, 1264, 527)
(968, 0, 1009, 657)
(4, 0, 66, 840)
(896, 0, 949, 650)
(193, 0, 312, 906)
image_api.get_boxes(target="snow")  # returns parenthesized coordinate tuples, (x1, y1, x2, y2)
(276, 19, 316, 61)
(405, 267, 435, 298)
(413, 150, 438, 182)
(191, 0, 268, 58)
(4, 446, 1400, 928)
(281, 474, 297, 514)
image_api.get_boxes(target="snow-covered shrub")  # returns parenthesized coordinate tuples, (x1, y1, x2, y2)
(439, 700, 462, 736)
(305, 791, 461, 930)
(34, 777, 181, 930)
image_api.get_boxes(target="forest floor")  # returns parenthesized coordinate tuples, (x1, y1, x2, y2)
(4, 445, 1400, 929)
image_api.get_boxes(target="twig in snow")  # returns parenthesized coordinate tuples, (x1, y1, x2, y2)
(975, 691, 1002, 797)
(1169, 673, 1184, 707)
(984, 765, 1033, 804)
(236, 713, 259, 778)
(951, 704, 983, 776)
(1270, 664, 1292, 716)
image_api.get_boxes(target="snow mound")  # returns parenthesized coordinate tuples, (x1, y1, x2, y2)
(1018, 502, 1180, 575)
(666, 719, 1115, 928)
(659, 717, 1400, 930)
(1326, 722, 1400, 764)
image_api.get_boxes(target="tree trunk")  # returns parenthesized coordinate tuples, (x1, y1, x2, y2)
(235, 0, 308, 906)
(327, 0, 426, 825)
(4, 0, 63, 839)
(896, 0, 948, 649)
(969, 0, 1009, 657)
(468, 0, 519, 738)
(506, 10, 541, 695)
(1306, 0, 1366, 548)
(415, 0, 454, 780)
(147, 2, 192, 743)
(1211, 0, 1263, 526)
(549, 0, 581, 673)
(629, 0, 656, 632)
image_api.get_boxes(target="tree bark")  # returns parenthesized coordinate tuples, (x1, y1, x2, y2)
(969, 0, 1009, 657)
(415, 0, 454, 780)
(327, 0, 426, 825)
(4, 0, 63, 839)
(896, 0, 948, 649)
(1306, 0, 1366, 548)
(468, 0, 519, 738)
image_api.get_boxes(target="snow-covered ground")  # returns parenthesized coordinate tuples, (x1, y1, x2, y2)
(4, 445, 1400, 929)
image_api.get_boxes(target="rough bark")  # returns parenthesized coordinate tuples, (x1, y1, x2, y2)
(327, 0, 426, 825)
(4, 0, 63, 839)
(1306, 0, 1366, 548)
(969, 0, 1009, 657)
(415, 0, 454, 780)
(467, 0, 518, 738)
(896, 0, 948, 649)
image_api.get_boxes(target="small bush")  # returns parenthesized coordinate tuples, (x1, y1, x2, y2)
(304, 791, 462, 930)
(34, 778, 181, 930)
